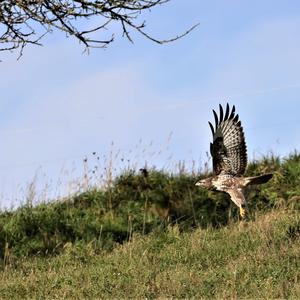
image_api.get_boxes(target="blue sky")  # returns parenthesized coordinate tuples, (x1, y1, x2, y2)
(1, 0, 300, 207)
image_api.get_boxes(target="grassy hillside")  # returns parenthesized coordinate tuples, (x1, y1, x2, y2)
(0, 153, 299, 298)
(0, 209, 299, 299)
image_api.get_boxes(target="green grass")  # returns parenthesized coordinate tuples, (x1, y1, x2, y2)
(0, 209, 299, 298)
(0, 152, 299, 298)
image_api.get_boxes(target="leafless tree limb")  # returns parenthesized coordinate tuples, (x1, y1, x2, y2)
(0, 0, 199, 59)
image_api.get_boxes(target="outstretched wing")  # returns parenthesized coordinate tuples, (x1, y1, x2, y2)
(209, 103, 247, 176)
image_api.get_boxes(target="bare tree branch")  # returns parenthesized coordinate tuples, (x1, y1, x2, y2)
(0, 0, 199, 59)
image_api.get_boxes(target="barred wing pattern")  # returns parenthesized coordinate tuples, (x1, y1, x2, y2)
(209, 103, 247, 176)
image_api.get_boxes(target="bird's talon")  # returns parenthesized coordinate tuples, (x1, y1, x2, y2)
(240, 207, 246, 218)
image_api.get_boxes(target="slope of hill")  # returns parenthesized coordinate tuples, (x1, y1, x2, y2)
(0, 153, 299, 298)
(0, 208, 299, 299)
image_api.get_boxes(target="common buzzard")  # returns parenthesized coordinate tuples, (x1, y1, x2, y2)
(195, 103, 273, 218)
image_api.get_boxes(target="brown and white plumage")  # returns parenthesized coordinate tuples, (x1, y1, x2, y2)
(209, 103, 247, 176)
(196, 103, 273, 218)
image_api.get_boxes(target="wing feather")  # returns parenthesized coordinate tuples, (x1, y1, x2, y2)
(209, 121, 214, 136)
(229, 105, 235, 119)
(213, 109, 218, 129)
(219, 104, 224, 123)
(224, 103, 230, 120)
(227, 188, 245, 207)
(209, 103, 247, 175)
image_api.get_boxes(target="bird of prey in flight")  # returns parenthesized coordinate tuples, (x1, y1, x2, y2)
(195, 103, 273, 218)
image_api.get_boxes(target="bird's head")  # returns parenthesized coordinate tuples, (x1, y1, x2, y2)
(195, 177, 213, 189)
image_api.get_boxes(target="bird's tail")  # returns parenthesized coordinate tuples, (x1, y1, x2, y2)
(243, 173, 273, 186)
